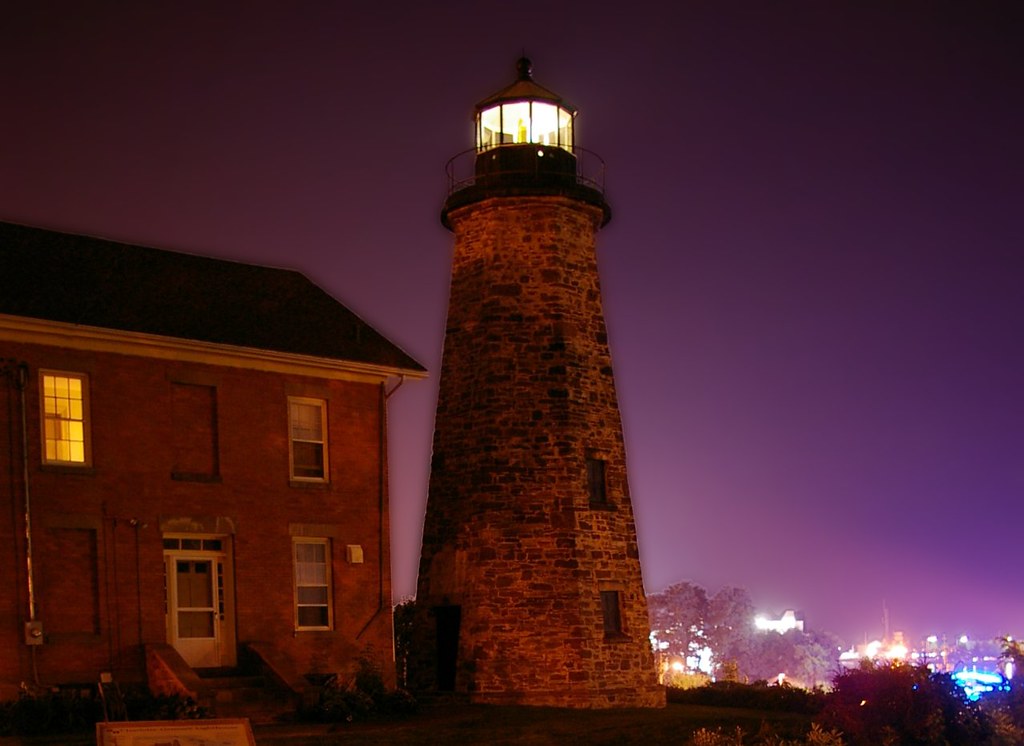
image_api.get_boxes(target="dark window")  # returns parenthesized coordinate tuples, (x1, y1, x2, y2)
(294, 539, 332, 629)
(171, 382, 219, 480)
(289, 398, 328, 481)
(587, 458, 607, 504)
(601, 590, 622, 636)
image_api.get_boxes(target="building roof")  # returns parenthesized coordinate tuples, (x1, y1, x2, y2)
(0, 220, 426, 376)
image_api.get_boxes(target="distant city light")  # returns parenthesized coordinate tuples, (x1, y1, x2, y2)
(952, 670, 1010, 702)
(754, 610, 803, 634)
(884, 643, 908, 660)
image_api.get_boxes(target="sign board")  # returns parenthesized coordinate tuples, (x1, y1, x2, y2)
(96, 718, 256, 746)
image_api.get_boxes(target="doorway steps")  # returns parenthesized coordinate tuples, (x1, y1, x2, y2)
(197, 667, 297, 724)
(145, 644, 310, 725)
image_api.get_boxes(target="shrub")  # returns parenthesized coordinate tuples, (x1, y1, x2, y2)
(819, 662, 991, 745)
(0, 687, 99, 736)
(686, 722, 845, 746)
(121, 687, 206, 721)
(665, 670, 713, 690)
(689, 726, 745, 746)
(669, 680, 826, 715)
(0, 684, 205, 736)
(306, 657, 417, 723)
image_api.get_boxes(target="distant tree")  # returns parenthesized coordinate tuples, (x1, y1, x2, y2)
(648, 581, 708, 665)
(705, 586, 755, 678)
(1000, 637, 1024, 680)
(744, 628, 797, 683)
(732, 626, 838, 689)
(790, 630, 839, 689)
(984, 637, 1024, 736)
(649, 580, 841, 688)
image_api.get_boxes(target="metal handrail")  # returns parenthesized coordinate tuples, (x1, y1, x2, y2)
(444, 146, 606, 196)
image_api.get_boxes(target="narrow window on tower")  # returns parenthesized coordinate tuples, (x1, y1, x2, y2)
(40, 371, 91, 466)
(600, 590, 623, 637)
(587, 457, 607, 506)
(288, 397, 328, 482)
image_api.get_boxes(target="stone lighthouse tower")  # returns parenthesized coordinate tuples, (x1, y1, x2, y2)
(411, 59, 663, 709)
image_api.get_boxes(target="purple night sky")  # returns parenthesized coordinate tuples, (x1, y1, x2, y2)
(2, 2, 1021, 646)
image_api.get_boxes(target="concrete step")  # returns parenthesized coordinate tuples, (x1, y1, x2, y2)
(214, 697, 297, 724)
(196, 671, 298, 723)
(205, 676, 267, 694)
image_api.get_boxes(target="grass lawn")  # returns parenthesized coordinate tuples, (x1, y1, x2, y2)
(253, 702, 816, 745)
(1, 702, 817, 745)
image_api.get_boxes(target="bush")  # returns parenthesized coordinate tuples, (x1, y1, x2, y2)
(121, 687, 206, 721)
(819, 662, 992, 745)
(0, 684, 205, 736)
(305, 657, 417, 723)
(0, 687, 99, 736)
(686, 722, 845, 745)
(669, 680, 826, 715)
(665, 670, 713, 690)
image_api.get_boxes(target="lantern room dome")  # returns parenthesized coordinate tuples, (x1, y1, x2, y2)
(474, 58, 575, 153)
(475, 57, 572, 109)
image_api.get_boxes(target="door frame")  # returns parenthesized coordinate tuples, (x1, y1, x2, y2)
(163, 534, 236, 668)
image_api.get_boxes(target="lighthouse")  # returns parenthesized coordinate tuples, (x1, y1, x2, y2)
(411, 59, 664, 709)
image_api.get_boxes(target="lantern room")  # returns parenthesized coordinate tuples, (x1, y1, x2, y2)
(475, 58, 575, 152)
(442, 58, 609, 230)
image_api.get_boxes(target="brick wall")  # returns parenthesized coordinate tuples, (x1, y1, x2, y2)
(0, 341, 394, 691)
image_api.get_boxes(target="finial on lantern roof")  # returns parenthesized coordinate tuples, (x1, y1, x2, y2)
(516, 57, 533, 81)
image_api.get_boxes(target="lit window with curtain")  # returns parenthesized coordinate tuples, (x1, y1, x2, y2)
(41, 371, 90, 465)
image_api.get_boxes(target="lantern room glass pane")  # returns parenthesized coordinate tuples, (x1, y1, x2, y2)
(477, 102, 573, 151)
(558, 107, 572, 148)
(530, 101, 559, 146)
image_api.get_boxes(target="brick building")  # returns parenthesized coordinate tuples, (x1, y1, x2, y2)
(411, 60, 664, 708)
(0, 221, 424, 705)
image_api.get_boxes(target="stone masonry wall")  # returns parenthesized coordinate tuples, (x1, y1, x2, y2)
(414, 194, 664, 708)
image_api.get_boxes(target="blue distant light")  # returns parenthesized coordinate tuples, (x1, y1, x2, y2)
(952, 670, 1011, 701)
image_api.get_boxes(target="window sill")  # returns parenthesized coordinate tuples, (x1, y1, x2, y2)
(171, 472, 222, 483)
(40, 464, 95, 476)
(289, 479, 330, 490)
(603, 632, 630, 643)
(588, 501, 616, 511)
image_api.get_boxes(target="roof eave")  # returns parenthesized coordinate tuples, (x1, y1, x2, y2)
(0, 314, 428, 383)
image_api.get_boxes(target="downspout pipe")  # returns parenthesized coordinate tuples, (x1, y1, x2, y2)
(15, 363, 34, 625)
(2, 361, 35, 622)
(3, 360, 38, 683)
(357, 375, 405, 640)
(380, 375, 405, 610)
